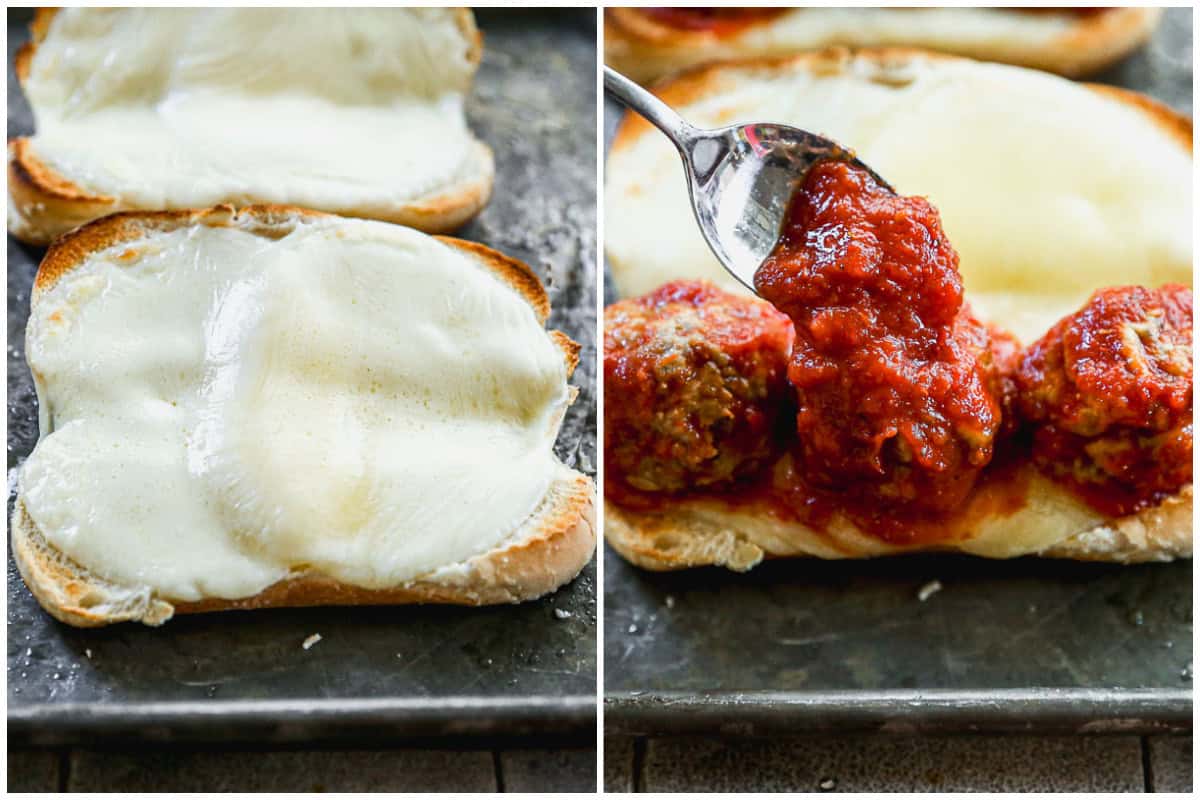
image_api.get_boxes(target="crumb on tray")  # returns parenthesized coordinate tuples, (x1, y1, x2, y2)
(917, 580, 943, 602)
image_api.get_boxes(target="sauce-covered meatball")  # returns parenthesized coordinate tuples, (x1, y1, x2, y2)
(604, 280, 794, 495)
(1016, 284, 1193, 516)
(755, 160, 1005, 514)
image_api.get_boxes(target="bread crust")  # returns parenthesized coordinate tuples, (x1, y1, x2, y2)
(604, 7, 1162, 83)
(604, 48, 1191, 570)
(13, 205, 595, 626)
(7, 8, 494, 246)
(13, 474, 595, 627)
(604, 483, 1193, 572)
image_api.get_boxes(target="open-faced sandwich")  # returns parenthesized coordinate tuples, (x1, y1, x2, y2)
(13, 208, 595, 626)
(604, 50, 1191, 571)
(605, 7, 1162, 83)
(9, 8, 493, 245)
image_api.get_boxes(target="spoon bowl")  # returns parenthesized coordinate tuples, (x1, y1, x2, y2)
(605, 67, 892, 291)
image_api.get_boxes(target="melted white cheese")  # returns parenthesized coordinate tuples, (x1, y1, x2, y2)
(615, 8, 1082, 81)
(734, 8, 1072, 53)
(21, 218, 571, 600)
(23, 8, 482, 215)
(606, 55, 1193, 342)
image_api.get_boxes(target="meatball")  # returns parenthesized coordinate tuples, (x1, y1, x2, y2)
(755, 160, 1005, 513)
(604, 280, 794, 494)
(1018, 285, 1192, 434)
(980, 319, 1024, 439)
(1016, 284, 1193, 515)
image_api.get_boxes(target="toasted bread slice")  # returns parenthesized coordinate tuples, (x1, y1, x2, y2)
(12, 206, 595, 626)
(604, 483, 1192, 573)
(603, 50, 1191, 570)
(605, 7, 1162, 83)
(8, 8, 493, 246)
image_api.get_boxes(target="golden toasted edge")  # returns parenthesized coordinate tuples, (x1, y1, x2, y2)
(604, 500, 766, 573)
(436, 235, 583, 375)
(171, 473, 595, 615)
(605, 7, 778, 46)
(11, 500, 174, 627)
(604, 7, 785, 83)
(1082, 82, 1193, 151)
(31, 205, 326, 295)
(604, 8, 1162, 82)
(436, 234, 550, 322)
(14, 472, 595, 626)
(377, 140, 495, 234)
(1050, 7, 1162, 78)
(438, 236, 585, 380)
(610, 47, 1193, 155)
(10, 8, 113, 245)
(454, 7, 484, 71)
(8, 8, 494, 245)
(1043, 485, 1193, 563)
(16, 207, 595, 626)
(8, 140, 494, 246)
(13, 8, 55, 84)
(604, 482, 1193, 572)
(7, 139, 119, 247)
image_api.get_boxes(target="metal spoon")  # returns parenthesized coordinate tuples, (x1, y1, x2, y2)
(604, 66, 893, 292)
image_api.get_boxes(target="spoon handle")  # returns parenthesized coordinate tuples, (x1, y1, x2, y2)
(604, 66, 697, 150)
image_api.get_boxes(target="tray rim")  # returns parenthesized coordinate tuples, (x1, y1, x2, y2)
(8, 693, 598, 746)
(604, 688, 1193, 736)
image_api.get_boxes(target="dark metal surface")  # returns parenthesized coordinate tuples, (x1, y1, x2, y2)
(604, 553, 1192, 734)
(7, 9, 598, 745)
(602, 8, 1193, 734)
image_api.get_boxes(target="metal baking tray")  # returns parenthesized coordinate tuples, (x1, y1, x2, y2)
(7, 9, 598, 746)
(601, 10, 1193, 736)
(604, 550, 1191, 735)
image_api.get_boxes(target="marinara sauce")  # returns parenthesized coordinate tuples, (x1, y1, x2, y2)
(639, 8, 786, 35)
(754, 160, 1005, 532)
(1015, 285, 1193, 517)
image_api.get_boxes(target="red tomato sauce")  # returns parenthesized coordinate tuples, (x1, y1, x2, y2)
(639, 7, 786, 35)
(1016, 284, 1193, 517)
(602, 169, 1188, 542)
(607, 440, 1033, 548)
(754, 160, 1004, 523)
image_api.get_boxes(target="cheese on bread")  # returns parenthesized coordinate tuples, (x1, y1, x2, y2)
(9, 8, 493, 245)
(606, 50, 1192, 344)
(605, 7, 1162, 82)
(14, 207, 594, 625)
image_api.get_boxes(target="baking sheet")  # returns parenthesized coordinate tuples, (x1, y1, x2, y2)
(6, 9, 598, 746)
(602, 9, 1193, 735)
